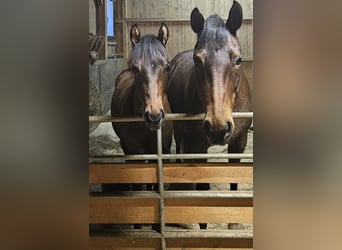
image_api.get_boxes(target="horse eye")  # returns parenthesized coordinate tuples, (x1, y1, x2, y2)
(164, 64, 170, 72)
(193, 56, 202, 66)
(132, 65, 139, 74)
(235, 57, 242, 66)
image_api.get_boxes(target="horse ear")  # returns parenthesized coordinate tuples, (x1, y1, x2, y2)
(157, 23, 169, 47)
(130, 24, 141, 47)
(226, 0, 243, 36)
(191, 7, 205, 35)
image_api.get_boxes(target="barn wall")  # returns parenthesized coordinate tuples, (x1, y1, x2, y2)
(119, 0, 252, 58)
(90, 59, 125, 115)
(116, 0, 253, 88)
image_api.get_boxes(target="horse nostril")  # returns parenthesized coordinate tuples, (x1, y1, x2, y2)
(226, 122, 232, 134)
(160, 109, 165, 120)
(152, 109, 164, 123)
(203, 120, 214, 135)
(224, 122, 233, 141)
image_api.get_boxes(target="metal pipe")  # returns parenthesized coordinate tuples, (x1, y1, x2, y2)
(89, 112, 253, 123)
(156, 128, 166, 250)
(160, 153, 253, 160)
(89, 153, 253, 163)
(165, 230, 253, 239)
(163, 191, 253, 199)
(89, 154, 158, 162)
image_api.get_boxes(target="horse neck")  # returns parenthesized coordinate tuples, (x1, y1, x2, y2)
(131, 77, 145, 115)
(185, 70, 206, 113)
(234, 70, 253, 112)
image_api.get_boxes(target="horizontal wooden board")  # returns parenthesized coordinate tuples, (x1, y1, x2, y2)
(167, 238, 252, 248)
(90, 229, 253, 249)
(163, 163, 253, 184)
(165, 198, 253, 207)
(166, 207, 252, 224)
(89, 236, 160, 249)
(89, 163, 253, 184)
(89, 238, 252, 250)
(89, 163, 158, 183)
(90, 197, 159, 223)
(89, 196, 252, 224)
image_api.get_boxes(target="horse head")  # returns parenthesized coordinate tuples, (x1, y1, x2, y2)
(191, 1, 243, 145)
(129, 23, 170, 130)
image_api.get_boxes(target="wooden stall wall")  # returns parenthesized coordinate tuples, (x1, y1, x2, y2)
(115, 0, 253, 88)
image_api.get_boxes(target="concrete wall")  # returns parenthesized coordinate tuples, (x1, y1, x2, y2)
(89, 58, 125, 115)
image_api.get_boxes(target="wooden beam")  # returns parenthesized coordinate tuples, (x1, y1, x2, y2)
(89, 229, 253, 249)
(165, 206, 253, 224)
(90, 236, 160, 249)
(89, 163, 158, 183)
(90, 196, 159, 224)
(96, 0, 107, 59)
(89, 196, 252, 224)
(114, 0, 123, 54)
(89, 163, 253, 184)
(166, 238, 253, 249)
(163, 163, 253, 184)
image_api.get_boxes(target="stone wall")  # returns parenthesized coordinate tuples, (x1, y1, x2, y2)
(89, 58, 124, 115)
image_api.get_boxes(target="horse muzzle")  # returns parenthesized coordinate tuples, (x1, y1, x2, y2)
(203, 120, 233, 145)
(144, 109, 165, 130)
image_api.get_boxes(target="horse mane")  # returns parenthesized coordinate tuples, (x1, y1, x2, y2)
(129, 35, 169, 68)
(197, 15, 229, 51)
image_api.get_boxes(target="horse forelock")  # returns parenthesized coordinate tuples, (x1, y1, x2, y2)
(129, 35, 169, 68)
(197, 15, 230, 51)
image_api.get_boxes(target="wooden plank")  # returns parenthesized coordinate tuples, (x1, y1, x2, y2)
(89, 197, 160, 223)
(90, 237, 252, 250)
(96, 1, 107, 59)
(89, 239, 252, 249)
(89, 163, 158, 183)
(163, 163, 253, 184)
(89, 163, 253, 184)
(114, 0, 123, 54)
(89, 229, 253, 249)
(90, 236, 160, 249)
(165, 207, 253, 224)
(167, 238, 253, 249)
(168, 248, 252, 250)
(89, 197, 252, 224)
(89, 229, 161, 249)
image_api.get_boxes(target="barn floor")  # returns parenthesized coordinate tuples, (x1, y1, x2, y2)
(89, 121, 253, 231)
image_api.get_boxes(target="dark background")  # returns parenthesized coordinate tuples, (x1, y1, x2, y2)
(0, 0, 341, 249)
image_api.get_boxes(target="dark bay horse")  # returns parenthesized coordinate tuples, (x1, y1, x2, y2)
(106, 23, 173, 192)
(166, 1, 252, 193)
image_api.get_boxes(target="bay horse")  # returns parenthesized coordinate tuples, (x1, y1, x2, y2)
(166, 1, 252, 197)
(105, 23, 173, 193)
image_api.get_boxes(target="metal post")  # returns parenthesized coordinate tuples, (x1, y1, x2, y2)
(157, 128, 166, 250)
